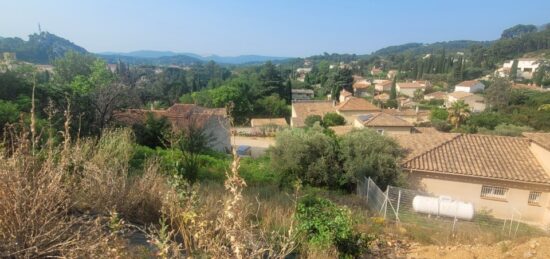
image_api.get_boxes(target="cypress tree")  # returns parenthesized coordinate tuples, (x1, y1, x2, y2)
(509, 59, 518, 81)
(390, 74, 397, 100)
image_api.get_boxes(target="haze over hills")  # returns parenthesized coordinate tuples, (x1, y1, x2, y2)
(1, 22, 548, 65)
(97, 50, 290, 65)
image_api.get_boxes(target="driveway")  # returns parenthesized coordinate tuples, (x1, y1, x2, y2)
(231, 136, 276, 158)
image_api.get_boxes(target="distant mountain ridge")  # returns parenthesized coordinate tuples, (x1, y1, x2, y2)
(97, 50, 290, 64)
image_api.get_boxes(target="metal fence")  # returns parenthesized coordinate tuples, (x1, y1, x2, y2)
(357, 177, 531, 240)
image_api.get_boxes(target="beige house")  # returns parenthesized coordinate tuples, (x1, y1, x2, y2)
(454, 80, 485, 93)
(397, 133, 550, 226)
(335, 97, 381, 123)
(424, 91, 447, 101)
(353, 80, 371, 97)
(375, 80, 393, 92)
(353, 112, 414, 135)
(396, 82, 424, 97)
(290, 100, 334, 127)
(382, 109, 431, 124)
(339, 89, 353, 103)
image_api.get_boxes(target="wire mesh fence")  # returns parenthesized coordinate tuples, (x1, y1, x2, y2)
(357, 177, 542, 242)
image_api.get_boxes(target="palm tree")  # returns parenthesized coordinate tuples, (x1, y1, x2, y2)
(447, 100, 471, 129)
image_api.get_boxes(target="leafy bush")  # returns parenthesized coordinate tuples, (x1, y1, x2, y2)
(304, 115, 323, 127)
(468, 112, 511, 130)
(323, 112, 346, 127)
(296, 195, 369, 258)
(430, 107, 448, 122)
(339, 129, 403, 190)
(432, 119, 452, 132)
(132, 112, 170, 148)
(479, 123, 534, 136)
(269, 126, 342, 188)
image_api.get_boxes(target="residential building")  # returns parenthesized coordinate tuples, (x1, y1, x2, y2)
(291, 88, 314, 100)
(446, 92, 485, 112)
(291, 100, 334, 127)
(396, 82, 424, 97)
(335, 97, 381, 123)
(371, 67, 383, 76)
(383, 108, 431, 124)
(399, 133, 550, 226)
(461, 94, 486, 112)
(374, 93, 390, 102)
(512, 83, 547, 92)
(503, 58, 541, 80)
(413, 80, 432, 88)
(353, 112, 414, 135)
(387, 70, 398, 79)
(114, 104, 230, 152)
(353, 79, 371, 97)
(375, 80, 393, 92)
(339, 89, 353, 103)
(454, 80, 485, 93)
(424, 91, 447, 101)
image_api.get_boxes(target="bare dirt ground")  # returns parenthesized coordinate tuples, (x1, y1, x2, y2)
(371, 237, 550, 259)
(403, 237, 550, 259)
(231, 136, 275, 157)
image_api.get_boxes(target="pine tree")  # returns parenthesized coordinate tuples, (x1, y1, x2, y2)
(390, 74, 397, 100)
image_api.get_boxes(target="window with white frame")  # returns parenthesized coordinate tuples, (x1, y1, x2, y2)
(528, 191, 542, 206)
(480, 185, 508, 200)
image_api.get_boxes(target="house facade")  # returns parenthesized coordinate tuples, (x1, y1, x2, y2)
(503, 58, 540, 80)
(399, 133, 550, 226)
(454, 80, 485, 93)
(396, 82, 424, 97)
(375, 80, 393, 92)
(353, 112, 414, 135)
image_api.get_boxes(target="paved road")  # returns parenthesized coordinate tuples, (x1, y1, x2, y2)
(231, 136, 276, 158)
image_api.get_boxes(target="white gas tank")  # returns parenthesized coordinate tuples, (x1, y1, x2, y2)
(412, 195, 474, 220)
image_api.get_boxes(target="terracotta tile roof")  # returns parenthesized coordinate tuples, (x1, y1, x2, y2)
(392, 132, 459, 161)
(357, 113, 413, 127)
(523, 132, 550, 151)
(329, 125, 354, 136)
(402, 134, 550, 185)
(250, 118, 288, 128)
(383, 109, 431, 117)
(424, 91, 448, 99)
(374, 93, 390, 101)
(448, 91, 473, 99)
(353, 81, 370, 89)
(377, 80, 393, 87)
(456, 80, 481, 87)
(291, 101, 335, 127)
(340, 89, 353, 97)
(397, 82, 424, 89)
(113, 104, 227, 130)
(336, 97, 380, 112)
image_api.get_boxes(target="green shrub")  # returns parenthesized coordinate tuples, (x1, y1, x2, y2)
(323, 112, 346, 127)
(339, 129, 404, 190)
(430, 107, 448, 122)
(296, 195, 369, 258)
(269, 126, 342, 188)
(239, 156, 279, 186)
(432, 119, 452, 132)
(304, 115, 323, 127)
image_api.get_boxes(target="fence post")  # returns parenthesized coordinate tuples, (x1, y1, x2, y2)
(366, 177, 370, 205)
(383, 186, 389, 220)
(396, 189, 401, 222)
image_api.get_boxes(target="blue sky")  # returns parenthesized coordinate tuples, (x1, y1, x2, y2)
(1, 0, 549, 57)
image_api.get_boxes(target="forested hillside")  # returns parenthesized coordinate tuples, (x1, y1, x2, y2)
(0, 32, 87, 64)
